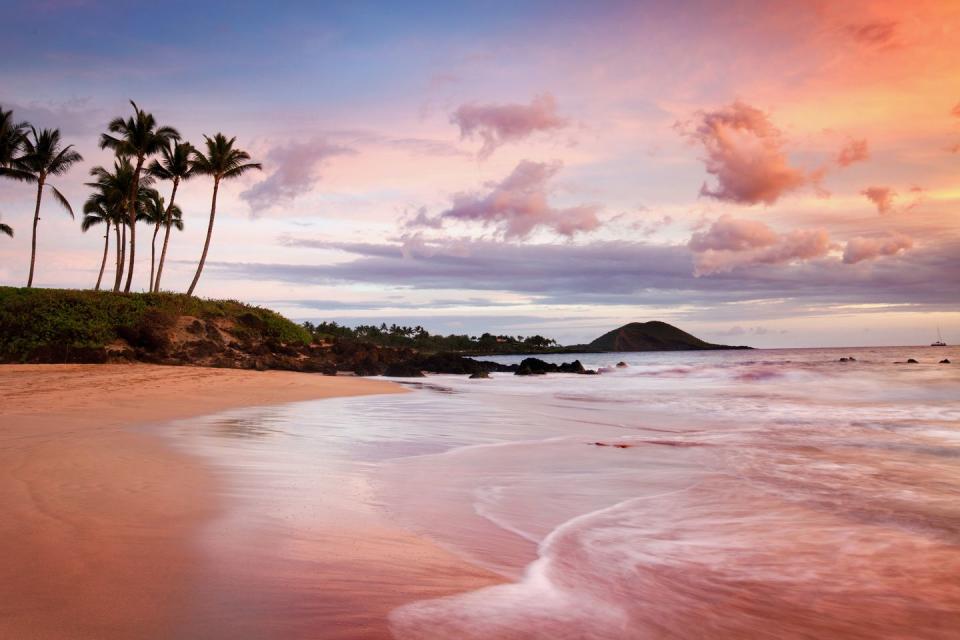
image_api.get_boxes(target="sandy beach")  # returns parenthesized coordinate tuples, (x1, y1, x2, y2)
(0, 364, 497, 639)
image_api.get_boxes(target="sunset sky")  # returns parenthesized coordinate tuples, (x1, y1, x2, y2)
(1, 0, 958, 347)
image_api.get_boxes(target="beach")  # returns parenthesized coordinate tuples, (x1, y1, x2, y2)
(2, 348, 959, 639)
(0, 364, 498, 639)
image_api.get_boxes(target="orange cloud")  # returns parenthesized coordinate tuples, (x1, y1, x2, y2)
(836, 138, 869, 167)
(843, 233, 913, 264)
(861, 186, 896, 214)
(681, 101, 808, 206)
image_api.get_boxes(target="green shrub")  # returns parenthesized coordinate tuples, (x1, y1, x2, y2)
(0, 286, 310, 362)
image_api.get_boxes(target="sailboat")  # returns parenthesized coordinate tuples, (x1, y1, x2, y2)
(931, 327, 947, 347)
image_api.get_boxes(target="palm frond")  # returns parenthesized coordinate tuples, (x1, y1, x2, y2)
(224, 162, 263, 179)
(155, 125, 181, 141)
(48, 144, 83, 175)
(48, 184, 75, 218)
(81, 212, 106, 231)
(0, 222, 12, 238)
(0, 166, 38, 182)
(147, 158, 171, 180)
(18, 127, 82, 180)
(105, 116, 128, 134)
(191, 133, 260, 179)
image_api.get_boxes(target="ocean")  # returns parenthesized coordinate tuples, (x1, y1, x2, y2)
(161, 346, 960, 639)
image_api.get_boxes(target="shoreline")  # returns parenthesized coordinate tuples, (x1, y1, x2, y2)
(0, 364, 425, 639)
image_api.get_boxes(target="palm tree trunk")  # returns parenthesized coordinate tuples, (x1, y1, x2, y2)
(187, 177, 219, 296)
(123, 156, 144, 293)
(27, 177, 44, 287)
(153, 178, 179, 293)
(149, 221, 161, 292)
(115, 223, 126, 292)
(113, 225, 121, 291)
(95, 221, 110, 291)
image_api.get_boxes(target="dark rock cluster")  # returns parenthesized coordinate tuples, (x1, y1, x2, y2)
(513, 357, 595, 376)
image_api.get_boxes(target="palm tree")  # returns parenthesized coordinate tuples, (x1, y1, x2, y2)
(81, 196, 113, 291)
(0, 216, 12, 238)
(186, 134, 261, 296)
(0, 106, 31, 181)
(139, 189, 183, 292)
(87, 158, 154, 291)
(99, 101, 180, 292)
(16, 127, 83, 287)
(148, 141, 193, 292)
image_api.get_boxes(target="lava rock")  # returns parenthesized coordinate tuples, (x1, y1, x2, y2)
(906, 358, 919, 364)
(941, 359, 951, 364)
(514, 357, 597, 376)
(352, 358, 387, 376)
(558, 360, 587, 374)
(515, 357, 551, 375)
(383, 362, 426, 377)
(469, 371, 491, 379)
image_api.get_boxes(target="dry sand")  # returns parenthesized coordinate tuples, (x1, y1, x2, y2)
(0, 364, 497, 639)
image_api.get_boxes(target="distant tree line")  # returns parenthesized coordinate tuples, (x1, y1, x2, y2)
(301, 320, 561, 354)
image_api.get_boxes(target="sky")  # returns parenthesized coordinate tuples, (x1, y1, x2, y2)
(0, 0, 958, 347)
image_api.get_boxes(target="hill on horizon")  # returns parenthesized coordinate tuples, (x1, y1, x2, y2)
(584, 321, 748, 352)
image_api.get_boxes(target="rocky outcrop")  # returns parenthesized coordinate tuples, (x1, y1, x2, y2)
(514, 357, 596, 376)
(383, 362, 426, 377)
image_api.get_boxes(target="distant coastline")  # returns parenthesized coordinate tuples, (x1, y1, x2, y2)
(0, 287, 749, 376)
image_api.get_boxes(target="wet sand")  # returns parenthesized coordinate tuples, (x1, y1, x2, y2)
(0, 364, 498, 639)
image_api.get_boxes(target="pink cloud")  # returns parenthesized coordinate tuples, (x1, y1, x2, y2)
(843, 233, 913, 264)
(241, 138, 354, 213)
(861, 186, 896, 214)
(688, 214, 778, 252)
(951, 102, 960, 118)
(837, 138, 869, 167)
(689, 216, 830, 276)
(681, 101, 808, 206)
(436, 160, 601, 239)
(451, 94, 568, 159)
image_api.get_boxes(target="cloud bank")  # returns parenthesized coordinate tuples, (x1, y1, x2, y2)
(688, 215, 830, 275)
(205, 235, 960, 312)
(843, 233, 913, 264)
